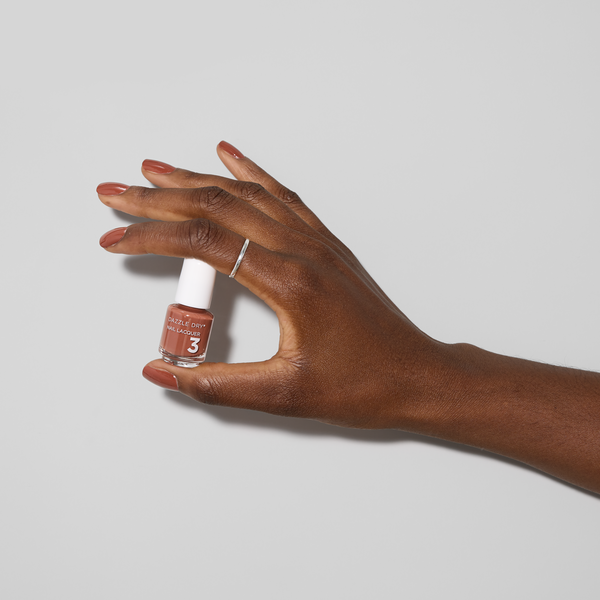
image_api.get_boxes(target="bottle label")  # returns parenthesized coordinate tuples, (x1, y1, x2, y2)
(160, 306, 213, 357)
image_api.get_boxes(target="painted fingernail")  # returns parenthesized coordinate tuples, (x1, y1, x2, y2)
(97, 182, 130, 196)
(99, 227, 127, 248)
(143, 366, 179, 391)
(218, 141, 244, 159)
(142, 159, 176, 174)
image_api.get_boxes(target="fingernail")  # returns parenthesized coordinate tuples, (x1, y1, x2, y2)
(97, 182, 130, 196)
(218, 141, 244, 159)
(143, 366, 179, 391)
(142, 159, 176, 174)
(99, 227, 127, 248)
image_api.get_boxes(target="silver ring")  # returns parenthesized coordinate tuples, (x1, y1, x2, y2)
(229, 238, 250, 278)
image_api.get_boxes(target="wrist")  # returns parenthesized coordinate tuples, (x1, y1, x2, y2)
(398, 341, 600, 492)
(385, 339, 479, 433)
(398, 341, 515, 440)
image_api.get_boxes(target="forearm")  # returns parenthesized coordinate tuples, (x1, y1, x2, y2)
(408, 343, 600, 493)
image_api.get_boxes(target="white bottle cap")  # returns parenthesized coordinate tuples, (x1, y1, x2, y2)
(174, 258, 216, 309)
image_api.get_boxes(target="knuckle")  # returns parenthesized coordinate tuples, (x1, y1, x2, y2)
(194, 186, 236, 212)
(132, 186, 155, 204)
(180, 218, 222, 254)
(179, 169, 202, 187)
(191, 375, 224, 406)
(235, 181, 267, 204)
(305, 239, 336, 262)
(279, 186, 302, 205)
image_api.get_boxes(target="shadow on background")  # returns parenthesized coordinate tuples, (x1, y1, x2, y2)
(165, 389, 599, 499)
(124, 253, 599, 500)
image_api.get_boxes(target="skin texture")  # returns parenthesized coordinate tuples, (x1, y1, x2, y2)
(98, 142, 600, 494)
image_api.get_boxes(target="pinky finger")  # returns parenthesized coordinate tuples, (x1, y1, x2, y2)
(216, 141, 324, 228)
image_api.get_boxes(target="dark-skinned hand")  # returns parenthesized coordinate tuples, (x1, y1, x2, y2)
(99, 141, 600, 494)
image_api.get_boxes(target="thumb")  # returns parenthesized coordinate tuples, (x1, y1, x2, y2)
(142, 358, 301, 417)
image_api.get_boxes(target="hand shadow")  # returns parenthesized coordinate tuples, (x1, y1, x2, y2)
(166, 385, 598, 498)
(125, 253, 599, 499)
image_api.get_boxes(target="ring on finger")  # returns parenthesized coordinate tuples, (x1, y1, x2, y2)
(229, 238, 250, 279)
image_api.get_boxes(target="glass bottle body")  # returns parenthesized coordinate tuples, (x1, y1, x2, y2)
(159, 303, 214, 367)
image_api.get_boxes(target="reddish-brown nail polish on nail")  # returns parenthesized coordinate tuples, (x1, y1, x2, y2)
(143, 366, 179, 391)
(218, 141, 244, 159)
(142, 159, 176, 174)
(99, 227, 127, 248)
(97, 182, 130, 196)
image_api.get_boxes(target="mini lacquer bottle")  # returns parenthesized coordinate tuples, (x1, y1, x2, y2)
(159, 258, 216, 367)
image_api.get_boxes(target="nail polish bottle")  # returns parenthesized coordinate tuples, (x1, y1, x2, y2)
(159, 259, 216, 367)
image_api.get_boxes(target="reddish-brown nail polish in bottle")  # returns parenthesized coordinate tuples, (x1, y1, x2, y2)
(159, 259, 216, 367)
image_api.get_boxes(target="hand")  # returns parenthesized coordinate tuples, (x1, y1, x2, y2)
(98, 141, 458, 430)
(99, 142, 600, 492)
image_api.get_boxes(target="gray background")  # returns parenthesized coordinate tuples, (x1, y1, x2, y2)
(1, 1, 599, 598)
